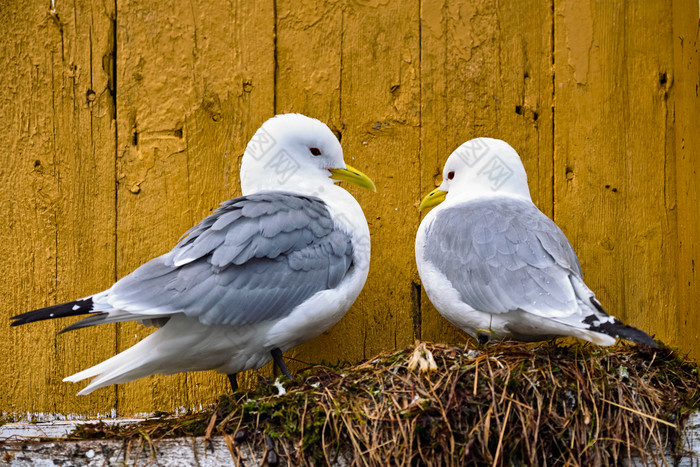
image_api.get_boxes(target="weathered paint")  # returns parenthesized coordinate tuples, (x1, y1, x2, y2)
(1, 435, 266, 465)
(113, 0, 276, 414)
(553, 0, 680, 348)
(0, 0, 117, 416)
(673, 0, 700, 360)
(0, 0, 698, 416)
(419, 0, 555, 345)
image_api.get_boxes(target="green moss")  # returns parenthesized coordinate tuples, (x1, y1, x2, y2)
(54, 341, 700, 465)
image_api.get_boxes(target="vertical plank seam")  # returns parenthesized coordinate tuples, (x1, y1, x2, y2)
(621, 2, 629, 316)
(495, 1, 503, 128)
(272, 0, 278, 114)
(89, 17, 94, 98)
(50, 29, 59, 413)
(88, 2, 97, 416)
(339, 8, 344, 127)
(416, 0, 423, 342)
(69, 3, 81, 412)
(550, 0, 556, 222)
(112, 0, 120, 415)
(661, 6, 672, 336)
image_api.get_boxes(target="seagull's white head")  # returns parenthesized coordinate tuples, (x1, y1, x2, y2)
(420, 137, 531, 210)
(240, 113, 375, 195)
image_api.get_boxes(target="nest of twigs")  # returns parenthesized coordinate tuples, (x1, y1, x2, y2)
(67, 341, 700, 466)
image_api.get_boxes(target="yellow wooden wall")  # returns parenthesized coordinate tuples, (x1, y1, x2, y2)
(0, 0, 697, 417)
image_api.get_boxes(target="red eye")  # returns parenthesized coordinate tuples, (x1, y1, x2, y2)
(447, 171, 455, 180)
(310, 147, 322, 156)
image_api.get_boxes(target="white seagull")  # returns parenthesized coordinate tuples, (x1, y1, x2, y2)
(415, 137, 656, 347)
(12, 113, 376, 395)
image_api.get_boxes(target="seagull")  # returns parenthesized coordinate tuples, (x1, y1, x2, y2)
(416, 137, 656, 347)
(11, 113, 376, 395)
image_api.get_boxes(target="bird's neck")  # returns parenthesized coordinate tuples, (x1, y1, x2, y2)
(240, 169, 333, 196)
(443, 189, 532, 207)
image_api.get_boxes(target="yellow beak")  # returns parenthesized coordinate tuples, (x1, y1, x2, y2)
(329, 164, 376, 191)
(419, 187, 447, 210)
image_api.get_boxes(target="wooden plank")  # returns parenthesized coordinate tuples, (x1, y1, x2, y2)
(3, 415, 700, 463)
(115, 0, 275, 414)
(273, 0, 344, 371)
(0, 0, 117, 415)
(339, 0, 422, 359)
(275, 0, 422, 366)
(1, 436, 264, 465)
(673, 2, 700, 361)
(553, 0, 677, 346)
(0, 0, 697, 417)
(419, 0, 554, 344)
(178, 0, 277, 404)
(276, 0, 342, 125)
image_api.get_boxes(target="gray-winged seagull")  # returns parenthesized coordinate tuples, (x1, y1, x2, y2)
(416, 137, 656, 347)
(12, 113, 376, 394)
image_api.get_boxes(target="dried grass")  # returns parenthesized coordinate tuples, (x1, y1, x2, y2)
(67, 341, 700, 466)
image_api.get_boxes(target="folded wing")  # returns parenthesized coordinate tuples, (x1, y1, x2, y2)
(424, 197, 588, 320)
(14, 192, 354, 331)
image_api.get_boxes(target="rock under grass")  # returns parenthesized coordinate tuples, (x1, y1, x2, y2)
(63, 341, 699, 466)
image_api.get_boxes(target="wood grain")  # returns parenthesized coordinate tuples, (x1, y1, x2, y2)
(673, 1, 700, 358)
(0, 0, 697, 416)
(0, 0, 117, 416)
(114, 0, 275, 413)
(419, 0, 554, 344)
(553, 0, 681, 346)
(273, 0, 344, 373)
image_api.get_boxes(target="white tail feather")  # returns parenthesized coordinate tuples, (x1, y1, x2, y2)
(64, 333, 163, 394)
(62, 316, 271, 395)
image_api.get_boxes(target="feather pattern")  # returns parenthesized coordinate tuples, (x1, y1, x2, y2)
(10, 113, 375, 395)
(59, 192, 353, 330)
(416, 137, 656, 347)
(425, 197, 586, 320)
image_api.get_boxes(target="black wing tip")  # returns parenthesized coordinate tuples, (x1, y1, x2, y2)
(10, 313, 38, 327)
(9, 298, 95, 327)
(617, 328, 658, 348)
(585, 315, 658, 348)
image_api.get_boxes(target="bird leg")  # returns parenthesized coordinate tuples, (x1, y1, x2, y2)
(270, 347, 293, 380)
(475, 329, 492, 346)
(227, 373, 238, 392)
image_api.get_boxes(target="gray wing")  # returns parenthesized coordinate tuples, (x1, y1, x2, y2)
(424, 198, 586, 319)
(100, 192, 354, 326)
